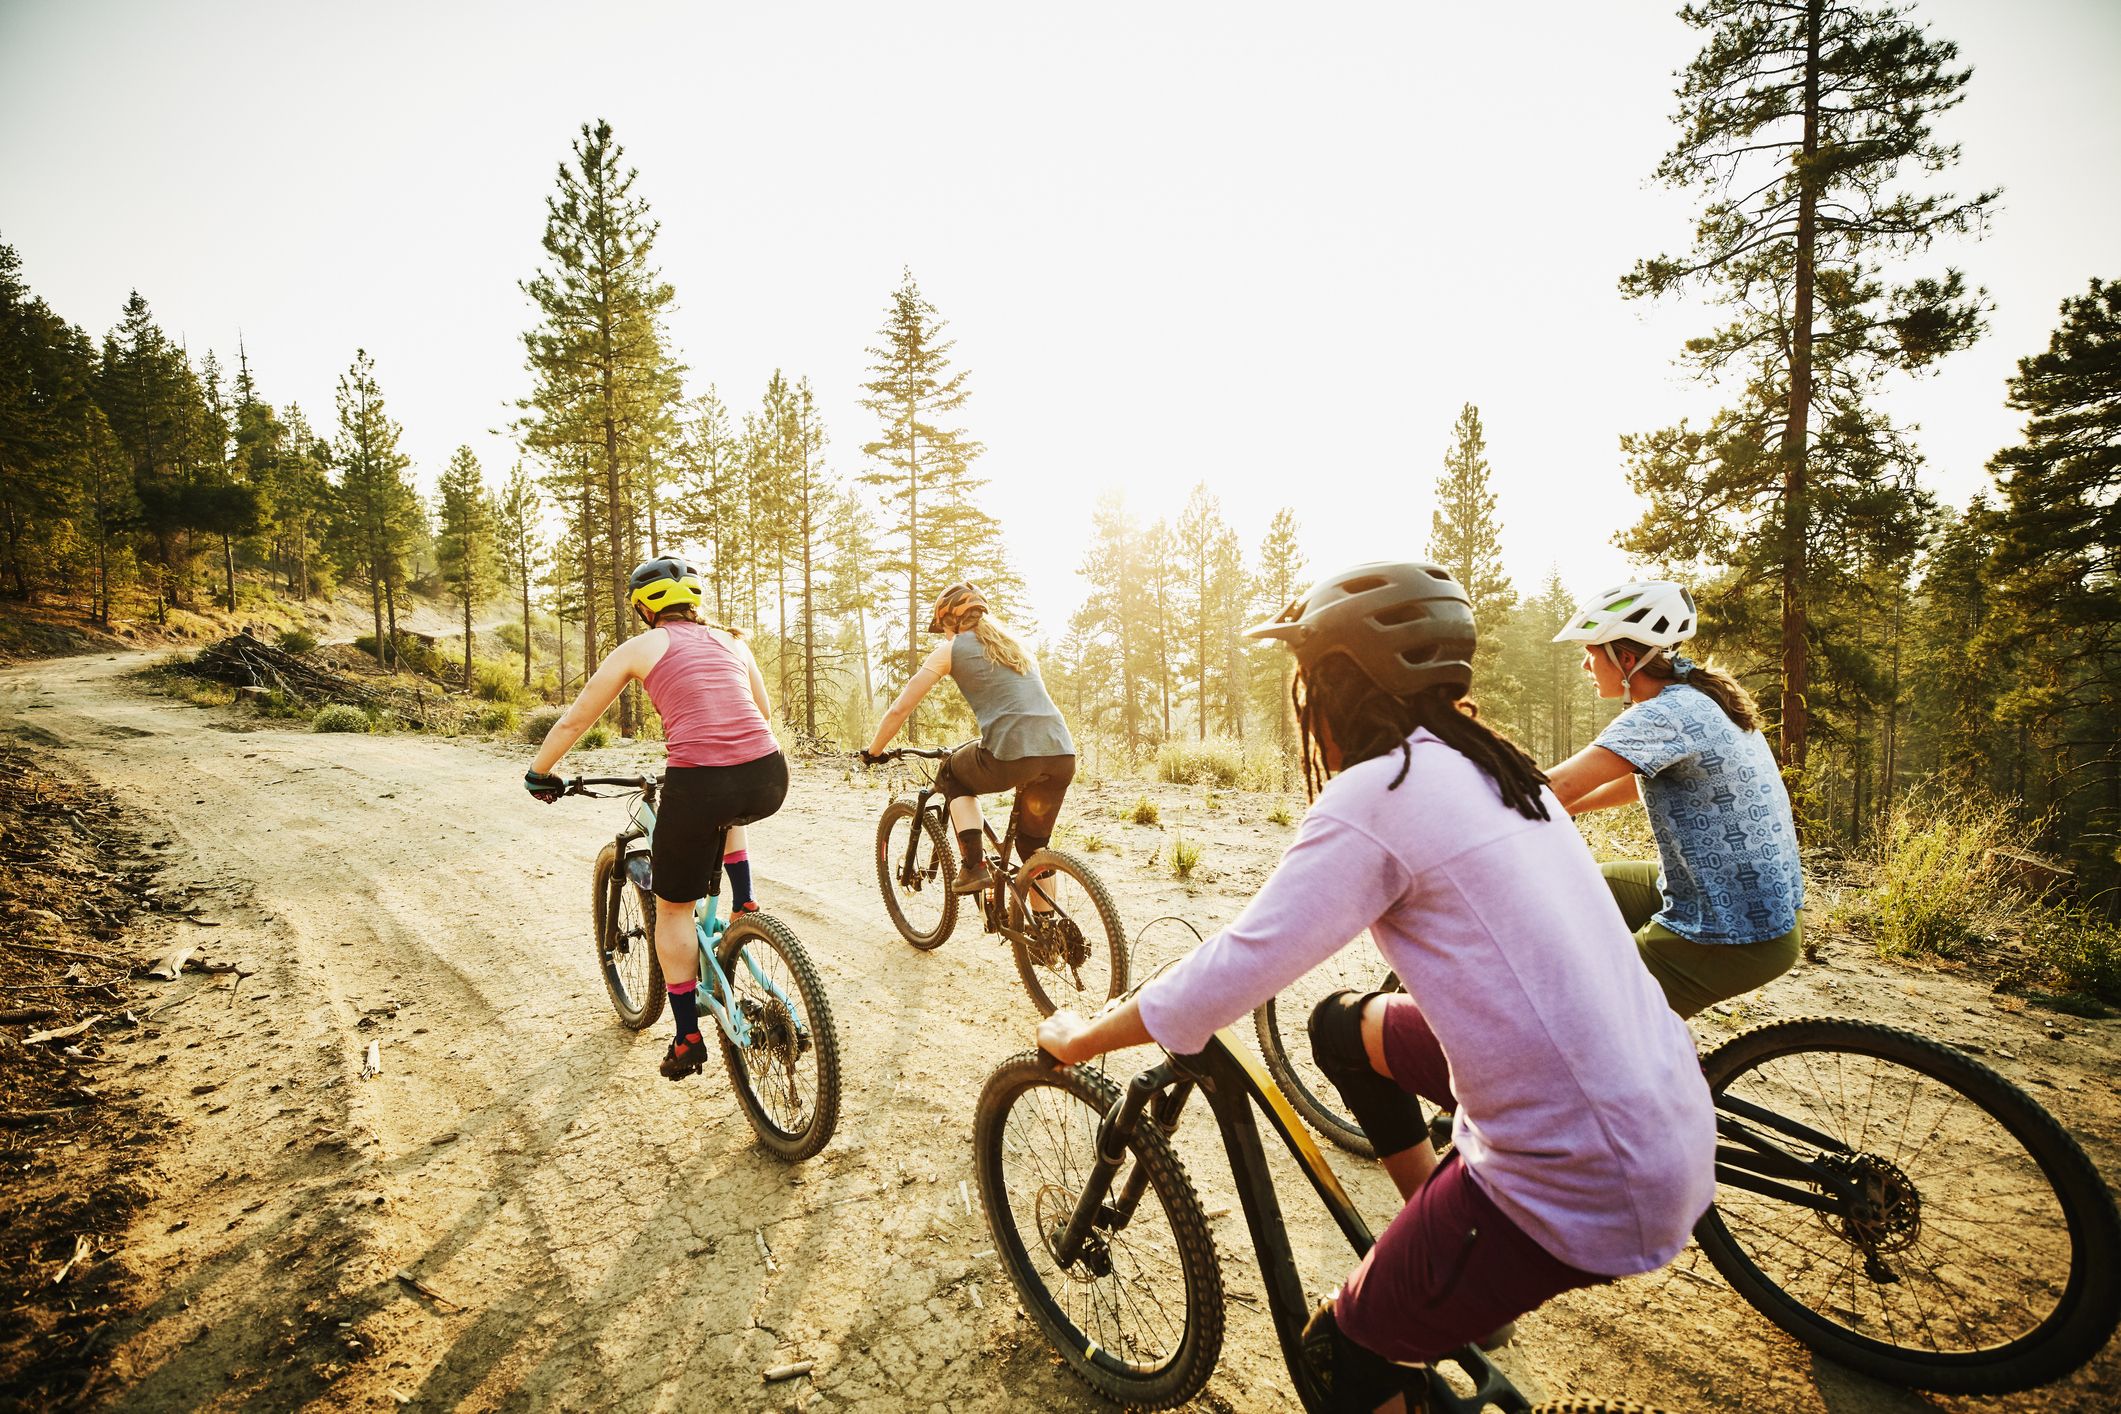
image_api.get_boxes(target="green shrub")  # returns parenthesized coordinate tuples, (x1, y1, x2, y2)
(2026, 906, 2121, 1004)
(1172, 835, 1201, 880)
(494, 622, 527, 654)
(474, 659, 528, 704)
(312, 703, 370, 734)
(476, 704, 519, 735)
(1849, 794, 2018, 959)
(522, 706, 564, 743)
(1157, 738, 1285, 791)
(350, 631, 447, 677)
(1130, 796, 1160, 826)
(276, 628, 318, 655)
(1267, 803, 1294, 827)
(579, 723, 613, 751)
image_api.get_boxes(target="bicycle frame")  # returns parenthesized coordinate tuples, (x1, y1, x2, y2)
(608, 781, 810, 1051)
(1058, 1033, 1530, 1414)
(894, 760, 1055, 930)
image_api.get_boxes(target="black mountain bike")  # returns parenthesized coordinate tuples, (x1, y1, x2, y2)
(574, 773, 840, 1163)
(867, 744, 1127, 1017)
(974, 1030, 1663, 1413)
(1252, 956, 2121, 1395)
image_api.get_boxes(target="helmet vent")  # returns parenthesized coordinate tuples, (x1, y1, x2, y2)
(1402, 644, 1439, 664)
(1623, 606, 1651, 623)
(1424, 568, 1452, 581)
(1372, 601, 1430, 628)
(1652, 615, 1669, 634)
(1338, 574, 1390, 595)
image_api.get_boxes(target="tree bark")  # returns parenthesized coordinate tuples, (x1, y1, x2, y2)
(1778, 0, 1823, 781)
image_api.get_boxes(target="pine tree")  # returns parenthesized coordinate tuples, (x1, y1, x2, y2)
(1252, 507, 1308, 760)
(436, 445, 499, 690)
(1427, 404, 1515, 625)
(519, 119, 678, 734)
(272, 404, 334, 600)
(858, 267, 987, 697)
(497, 461, 545, 688)
(1623, 0, 1995, 777)
(330, 349, 417, 667)
(1174, 483, 1231, 740)
(99, 291, 197, 621)
(1076, 492, 1158, 762)
(669, 387, 739, 620)
(0, 243, 98, 603)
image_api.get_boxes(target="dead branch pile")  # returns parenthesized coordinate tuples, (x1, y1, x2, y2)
(188, 632, 383, 707)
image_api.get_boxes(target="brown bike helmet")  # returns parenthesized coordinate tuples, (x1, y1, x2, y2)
(927, 582, 989, 635)
(1246, 561, 1476, 699)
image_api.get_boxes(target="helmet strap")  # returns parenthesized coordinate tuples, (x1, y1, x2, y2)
(1606, 643, 1666, 700)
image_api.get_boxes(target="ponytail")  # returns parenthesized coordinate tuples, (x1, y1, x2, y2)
(1611, 639, 1763, 732)
(969, 611, 1032, 675)
(1295, 656, 1549, 821)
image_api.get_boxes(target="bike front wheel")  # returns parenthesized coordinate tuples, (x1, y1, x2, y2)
(974, 1053, 1223, 1409)
(1009, 849, 1128, 1017)
(1253, 937, 1401, 1157)
(875, 797, 958, 949)
(714, 913, 841, 1163)
(1697, 1016, 2121, 1394)
(592, 841, 664, 1030)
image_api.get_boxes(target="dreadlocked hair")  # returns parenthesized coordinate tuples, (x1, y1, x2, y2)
(1609, 638, 1762, 732)
(1293, 654, 1550, 821)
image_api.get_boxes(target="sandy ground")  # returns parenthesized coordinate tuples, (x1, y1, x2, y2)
(2, 649, 2116, 1413)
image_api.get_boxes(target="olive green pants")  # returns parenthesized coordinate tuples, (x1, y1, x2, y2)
(1599, 861, 1800, 1019)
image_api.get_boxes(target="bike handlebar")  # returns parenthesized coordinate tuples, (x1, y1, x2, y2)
(562, 774, 661, 797)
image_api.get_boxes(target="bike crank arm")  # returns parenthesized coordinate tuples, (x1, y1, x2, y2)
(1052, 1063, 1172, 1268)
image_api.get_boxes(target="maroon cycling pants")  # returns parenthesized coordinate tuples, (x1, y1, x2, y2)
(1332, 995, 1610, 1364)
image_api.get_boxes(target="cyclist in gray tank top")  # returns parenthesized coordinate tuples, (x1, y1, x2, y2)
(862, 582, 1078, 896)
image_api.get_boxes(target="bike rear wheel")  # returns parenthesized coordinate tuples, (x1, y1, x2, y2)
(974, 1054, 1223, 1409)
(1009, 849, 1128, 1018)
(592, 841, 664, 1030)
(1697, 1016, 2121, 1394)
(1252, 936, 1400, 1156)
(875, 797, 958, 949)
(714, 913, 841, 1162)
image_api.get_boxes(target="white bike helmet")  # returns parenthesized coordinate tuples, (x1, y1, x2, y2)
(1552, 579, 1698, 695)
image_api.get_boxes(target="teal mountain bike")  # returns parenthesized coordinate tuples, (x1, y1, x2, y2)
(572, 773, 840, 1163)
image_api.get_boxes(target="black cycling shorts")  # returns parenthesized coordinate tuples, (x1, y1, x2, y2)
(936, 745, 1076, 842)
(651, 750, 788, 902)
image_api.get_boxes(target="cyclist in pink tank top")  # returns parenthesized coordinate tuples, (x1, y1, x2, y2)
(526, 557, 788, 1082)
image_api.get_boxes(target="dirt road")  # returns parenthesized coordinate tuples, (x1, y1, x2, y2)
(4, 650, 2116, 1412)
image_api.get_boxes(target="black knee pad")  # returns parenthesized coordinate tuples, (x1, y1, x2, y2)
(1300, 1300, 1420, 1413)
(1308, 991, 1425, 1158)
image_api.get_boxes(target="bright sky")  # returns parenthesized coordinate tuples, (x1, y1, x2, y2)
(4, 0, 2117, 636)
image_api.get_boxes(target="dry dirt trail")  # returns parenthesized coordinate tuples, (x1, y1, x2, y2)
(4, 650, 2116, 1413)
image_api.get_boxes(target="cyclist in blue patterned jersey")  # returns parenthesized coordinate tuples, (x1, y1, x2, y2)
(1543, 578, 1804, 1018)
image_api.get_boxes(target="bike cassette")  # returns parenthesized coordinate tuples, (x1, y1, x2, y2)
(1816, 1151, 1921, 1278)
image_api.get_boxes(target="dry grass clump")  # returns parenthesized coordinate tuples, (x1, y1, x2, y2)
(1157, 738, 1286, 792)
(1844, 793, 2019, 959)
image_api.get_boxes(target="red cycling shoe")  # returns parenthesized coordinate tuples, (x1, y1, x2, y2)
(661, 1032, 709, 1080)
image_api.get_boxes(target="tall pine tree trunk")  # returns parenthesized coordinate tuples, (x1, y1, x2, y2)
(1779, 0, 1822, 781)
(223, 533, 236, 612)
(579, 482, 598, 680)
(801, 477, 816, 736)
(520, 555, 533, 687)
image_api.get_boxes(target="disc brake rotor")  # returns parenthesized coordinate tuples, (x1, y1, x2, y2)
(1817, 1151, 1922, 1255)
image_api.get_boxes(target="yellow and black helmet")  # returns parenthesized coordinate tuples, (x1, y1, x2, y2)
(629, 556, 704, 617)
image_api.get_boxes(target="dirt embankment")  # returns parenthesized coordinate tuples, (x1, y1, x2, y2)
(2, 648, 2117, 1412)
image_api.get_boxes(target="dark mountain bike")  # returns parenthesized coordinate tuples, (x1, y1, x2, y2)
(974, 1028, 1665, 1413)
(866, 744, 1127, 1017)
(573, 773, 840, 1163)
(1253, 959, 2121, 1394)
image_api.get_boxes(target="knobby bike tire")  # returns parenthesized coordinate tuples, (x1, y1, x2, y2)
(1253, 956, 1405, 1158)
(1696, 1016, 2121, 1394)
(1527, 1401, 1673, 1413)
(1254, 994, 1374, 1158)
(974, 1053, 1224, 1409)
(714, 912, 840, 1163)
(592, 841, 664, 1031)
(1008, 849, 1129, 1018)
(875, 797, 957, 949)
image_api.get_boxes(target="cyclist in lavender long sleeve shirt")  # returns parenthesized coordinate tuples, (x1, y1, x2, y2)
(1035, 562, 1714, 1411)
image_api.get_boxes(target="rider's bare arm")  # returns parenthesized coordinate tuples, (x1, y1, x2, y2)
(1544, 745, 1638, 814)
(530, 635, 655, 775)
(1038, 993, 1152, 1065)
(865, 641, 954, 756)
